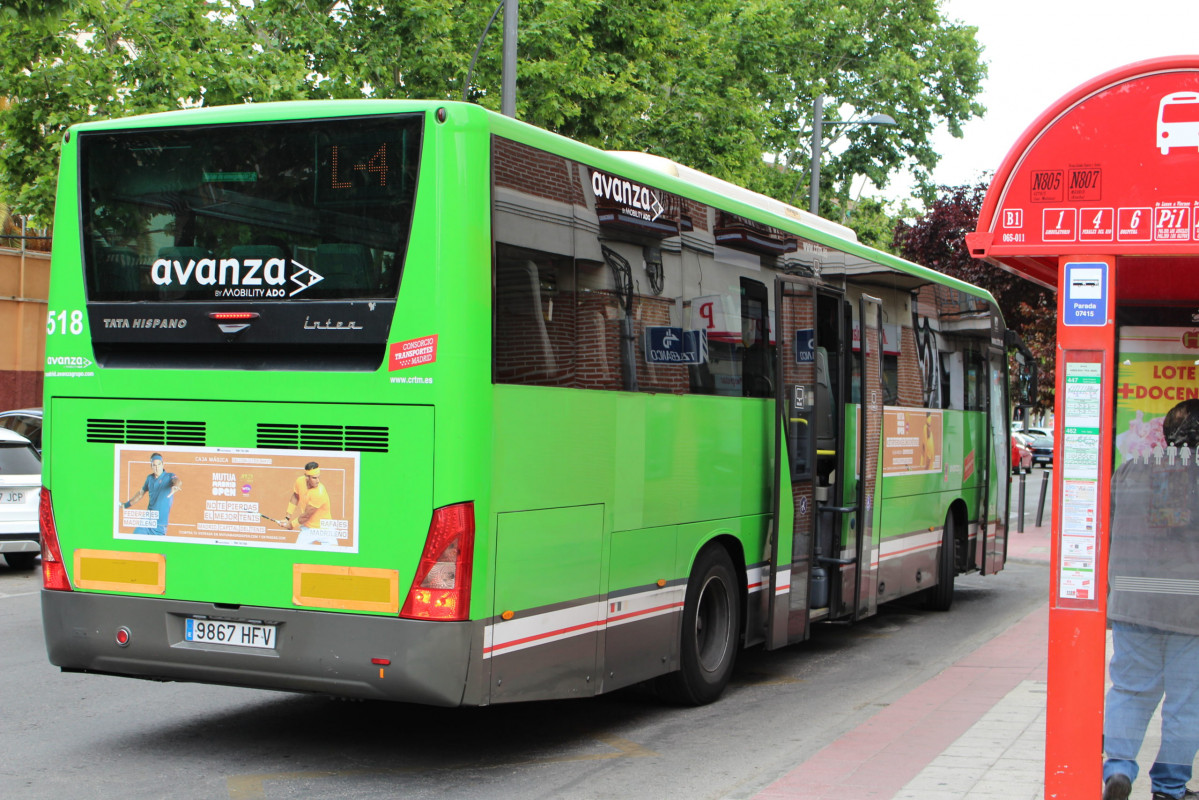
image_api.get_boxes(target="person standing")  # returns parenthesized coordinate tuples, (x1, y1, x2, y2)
(1104, 399, 1199, 800)
(120, 453, 181, 536)
(281, 462, 337, 546)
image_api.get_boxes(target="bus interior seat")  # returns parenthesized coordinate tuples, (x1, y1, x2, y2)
(97, 246, 141, 292)
(158, 246, 212, 262)
(230, 244, 286, 262)
(315, 243, 374, 291)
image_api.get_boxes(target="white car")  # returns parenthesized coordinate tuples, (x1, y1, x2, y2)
(0, 428, 41, 570)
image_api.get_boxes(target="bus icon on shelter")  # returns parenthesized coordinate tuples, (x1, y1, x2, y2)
(1158, 92, 1199, 154)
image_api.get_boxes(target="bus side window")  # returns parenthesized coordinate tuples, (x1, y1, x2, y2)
(493, 247, 573, 387)
(940, 353, 953, 410)
(965, 349, 987, 411)
(741, 277, 774, 398)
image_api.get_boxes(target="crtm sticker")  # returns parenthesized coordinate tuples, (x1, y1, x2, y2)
(389, 335, 438, 371)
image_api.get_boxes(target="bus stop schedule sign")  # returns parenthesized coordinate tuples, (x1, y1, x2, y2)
(1058, 357, 1103, 607)
(1064, 262, 1107, 326)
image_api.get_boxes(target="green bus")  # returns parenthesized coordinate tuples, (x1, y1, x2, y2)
(39, 100, 1018, 706)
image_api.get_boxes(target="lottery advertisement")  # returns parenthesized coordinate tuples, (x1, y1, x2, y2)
(1114, 326, 1199, 468)
(114, 445, 359, 552)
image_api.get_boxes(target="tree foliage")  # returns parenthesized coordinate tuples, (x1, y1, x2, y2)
(893, 181, 1056, 412)
(0, 0, 985, 233)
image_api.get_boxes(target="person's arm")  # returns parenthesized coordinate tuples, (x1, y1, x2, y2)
(296, 491, 328, 529)
(121, 486, 147, 509)
(283, 490, 299, 528)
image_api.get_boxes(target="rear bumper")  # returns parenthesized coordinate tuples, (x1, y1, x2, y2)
(41, 590, 481, 706)
(0, 531, 39, 553)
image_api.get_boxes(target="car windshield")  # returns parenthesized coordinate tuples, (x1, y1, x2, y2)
(0, 442, 41, 474)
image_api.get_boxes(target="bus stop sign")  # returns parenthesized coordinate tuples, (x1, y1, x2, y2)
(1063, 262, 1107, 326)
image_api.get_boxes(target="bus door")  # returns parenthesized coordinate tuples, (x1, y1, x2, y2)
(767, 276, 819, 648)
(981, 344, 1010, 574)
(852, 295, 885, 620)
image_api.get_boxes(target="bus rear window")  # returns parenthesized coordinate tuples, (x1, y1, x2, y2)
(81, 114, 422, 303)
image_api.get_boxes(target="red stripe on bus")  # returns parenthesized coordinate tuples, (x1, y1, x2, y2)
(882, 541, 939, 559)
(605, 601, 684, 625)
(485, 601, 684, 655)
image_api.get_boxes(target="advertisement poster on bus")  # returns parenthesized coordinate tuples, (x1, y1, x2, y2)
(114, 445, 360, 552)
(852, 407, 945, 478)
(1113, 326, 1199, 469)
(882, 408, 943, 476)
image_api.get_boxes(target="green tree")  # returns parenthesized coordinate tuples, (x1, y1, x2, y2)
(893, 181, 1056, 412)
(0, 0, 985, 231)
(731, 0, 985, 213)
(0, 0, 317, 224)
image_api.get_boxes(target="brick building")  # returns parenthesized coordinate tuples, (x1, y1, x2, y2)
(0, 239, 49, 410)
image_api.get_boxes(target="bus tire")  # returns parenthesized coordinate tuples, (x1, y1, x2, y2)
(5, 552, 37, 570)
(656, 545, 741, 705)
(926, 511, 956, 612)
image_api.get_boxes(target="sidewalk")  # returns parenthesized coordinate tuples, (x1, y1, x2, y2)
(754, 514, 1054, 800)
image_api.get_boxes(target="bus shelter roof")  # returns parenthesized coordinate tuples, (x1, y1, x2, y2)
(968, 56, 1199, 292)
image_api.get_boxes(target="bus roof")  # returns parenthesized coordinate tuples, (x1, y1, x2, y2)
(68, 98, 1000, 313)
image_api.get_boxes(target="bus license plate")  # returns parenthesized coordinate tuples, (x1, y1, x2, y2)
(185, 618, 276, 649)
(0, 491, 25, 504)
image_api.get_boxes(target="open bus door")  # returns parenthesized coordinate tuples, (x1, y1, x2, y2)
(983, 330, 1037, 575)
(767, 280, 884, 648)
(766, 276, 818, 649)
(852, 295, 884, 621)
(979, 341, 1009, 575)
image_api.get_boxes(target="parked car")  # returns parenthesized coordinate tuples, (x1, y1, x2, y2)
(0, 407, 43, 455)
(1023, 427, 1054, 467)
(0, 428, 41, 570)
(1011, 432, 1034, 474)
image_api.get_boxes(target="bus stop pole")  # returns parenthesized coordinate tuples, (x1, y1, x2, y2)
(1044, 255, 1116, 798)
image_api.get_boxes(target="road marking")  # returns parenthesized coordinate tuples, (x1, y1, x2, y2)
(0, 590, 39, 599)
(226, 735, 658, 798)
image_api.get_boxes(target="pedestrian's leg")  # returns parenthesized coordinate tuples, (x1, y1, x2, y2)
(1106, 623, 1167, 788)
(1147, 632, 1199, 798)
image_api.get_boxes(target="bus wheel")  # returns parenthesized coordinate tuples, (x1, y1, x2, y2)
(926, 511, 956, 612)
(656, 545, 741, 705)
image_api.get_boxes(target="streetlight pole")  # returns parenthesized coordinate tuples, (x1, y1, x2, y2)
(462, 0, 518, 117)
(809, 96, 824, 215)
(808, 96, 896, 217)
(501, 0, 518, 117)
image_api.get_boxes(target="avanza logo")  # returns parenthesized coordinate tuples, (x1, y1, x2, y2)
(150, 257, 325, 298)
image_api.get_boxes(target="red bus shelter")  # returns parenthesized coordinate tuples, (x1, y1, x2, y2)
(969, 56, 1199, 798)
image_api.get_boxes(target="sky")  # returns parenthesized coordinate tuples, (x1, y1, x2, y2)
(881, 0, 1199, 204)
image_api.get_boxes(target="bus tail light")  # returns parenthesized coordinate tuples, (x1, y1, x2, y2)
(400, 502, 474, 621)
(39, 487, 72, 592)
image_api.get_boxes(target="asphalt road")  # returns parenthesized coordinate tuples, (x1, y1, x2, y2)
(0, 555, 1047, 800)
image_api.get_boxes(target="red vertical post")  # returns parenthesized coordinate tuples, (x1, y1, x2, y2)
(1044, 254, 1116, 797)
